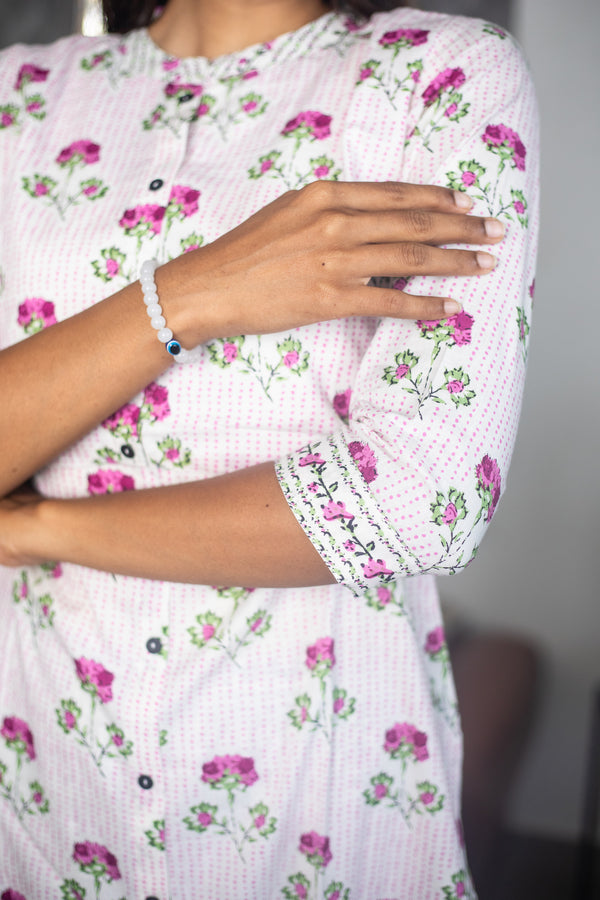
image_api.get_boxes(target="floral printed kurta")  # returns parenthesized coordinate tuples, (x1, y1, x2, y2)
(0, 9, 538, 900)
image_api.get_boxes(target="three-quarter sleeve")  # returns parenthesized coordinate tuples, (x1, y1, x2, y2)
(276, 21, 539, 595)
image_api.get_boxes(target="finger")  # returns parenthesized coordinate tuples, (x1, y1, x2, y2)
(336, 208, 505, 247)
(347, 243, 498, 279)
(347, 284, 462, 321)
(299, 179, 474, 214)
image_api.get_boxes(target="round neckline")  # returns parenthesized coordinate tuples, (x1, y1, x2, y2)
(126, 10, 370, 82)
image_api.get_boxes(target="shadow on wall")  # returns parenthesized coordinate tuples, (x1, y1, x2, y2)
(0, 0, 75, 48)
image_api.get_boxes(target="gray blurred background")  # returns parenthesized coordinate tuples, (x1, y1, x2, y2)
(1, 1, 598, 897)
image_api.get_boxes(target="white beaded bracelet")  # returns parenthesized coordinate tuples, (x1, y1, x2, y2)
(139, 259, 201, 364)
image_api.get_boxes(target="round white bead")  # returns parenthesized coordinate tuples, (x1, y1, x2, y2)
(151, 315, 166, 329)
(157, 327, 173, 342)
(146, 303, 162, 317)
(140, 259, 158, 278)
(143, 290, 159, 305)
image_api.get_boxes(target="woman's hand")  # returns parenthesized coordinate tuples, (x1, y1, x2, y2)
(161, 180, 504, 347)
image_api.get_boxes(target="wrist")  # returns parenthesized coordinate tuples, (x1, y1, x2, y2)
(155, 249, 222, 349)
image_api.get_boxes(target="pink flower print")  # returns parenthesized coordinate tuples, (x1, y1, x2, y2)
(119, 204, 165, 235)
(462, 170, 477, 186)
(313, 164, 330, 178)
(322, 500, 354, 521)
(513, 198, 525, 214)
(384, 722, 429, 761)
(379, 28, 429, 47)
(396, 363, 410, 379)
(254, 813, 266, 828)
(165, 446, 180, 461)
(34, 181, 49, 195)
(420, 789, 435, 805)
(202, 624, 216, 641)
(63, 710, 76, 730)
(260, 158, 274, 173)
(344, 16, 361, 32)
(1, 716, 35, 759)
(168, 184, 200, 218)
(374, 782, 389, 799)
(448, 311, 474, 346)
(87, 469, 135, 495)
(197, 810, 213, 826)
(17, 298, 56, 332)
(376, 586, 391, 605)
(243, 98, 258, 113)
(445, 102, 458, 118)
(482, 123, 526, 171)
(333, 696, 345, 714)
(362, 558, 393, 578)
(298, 452, 324, 467)
(333, 388, 351, 419)
(348, 440, 378, 483)
(476, 454, 502, 521)
(1, 891, 27, 900)
(424, 626, 445, 655)
(343, 540, 355, 550)
(56, 139, 100, 166)
(15, 63, 49, 91)
(143, 382, 170, 420)
(162, 58, 179, 71)
(283, 350, 299, 368)
(360, 66, 374, 80)
(75, 658, 114, 703)
(1, 111, 15, 127)
(73, 842, 121, 881)
(242, 69, 258, 80)
(112, 732, 123, 747)
(306, 637, 336, 672)
(282, 110, 332, 141)
(165, 80, 203, 99)
(412, 69, 421, 83)
(25, 99, 43, 114)
(299, 831, 332, 868)
(308, 482, 318, 494)
(446, 377, 464, 394)
(102, 402, 141, 437)
(219, 341, 239, 363)
(250, 616, 263, 632)
(529, 279, 535, 300)
(422, 68, 466, 106)
(442, 502, 458, 523)
(202, 755, 258, 788)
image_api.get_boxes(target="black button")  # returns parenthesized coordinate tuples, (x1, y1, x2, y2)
(178, 92, 194, 104)
(146, 896, 160, 900)
(138, 774, 153, 790)
(121, 444, 134, 458)
(149, 178, 164, 191)
(146, 637, 162, 654)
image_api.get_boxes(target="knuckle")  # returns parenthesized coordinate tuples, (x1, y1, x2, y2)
(301, 178, 335, 207)
(406, 208, 433, 236)
(401, 241, 428, 268)
(318, 209, 349, 241)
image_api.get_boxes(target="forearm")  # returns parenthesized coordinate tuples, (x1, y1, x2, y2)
(0, 260, 212, 498)
(27, 462, 334, 587)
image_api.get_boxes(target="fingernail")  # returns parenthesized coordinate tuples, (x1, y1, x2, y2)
(485, 218, 505, 238)
(454, 191, 473, 209)
(477, 251, 497, 269)
(444, 300, 462, 315)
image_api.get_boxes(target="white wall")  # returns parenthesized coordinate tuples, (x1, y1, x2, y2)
(440, 0, 600, 840)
